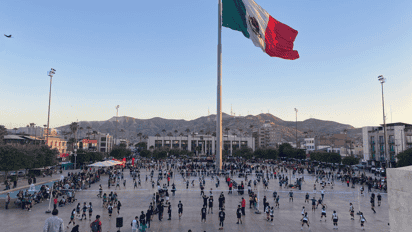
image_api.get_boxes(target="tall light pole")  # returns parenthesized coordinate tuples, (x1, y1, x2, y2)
(115, 105, 119, 146)
(46, 68, 56, 147)
(294, 108, 298, 148)
(378, 75, 388, 168)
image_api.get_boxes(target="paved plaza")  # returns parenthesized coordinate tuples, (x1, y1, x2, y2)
(0, 169, 390, 232)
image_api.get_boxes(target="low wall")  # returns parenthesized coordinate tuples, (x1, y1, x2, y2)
(387, 165, 412, 232)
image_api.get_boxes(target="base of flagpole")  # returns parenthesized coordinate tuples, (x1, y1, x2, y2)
(45, 210, 51, 214)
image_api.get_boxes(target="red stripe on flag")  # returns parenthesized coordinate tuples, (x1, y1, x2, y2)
(264, 16, 299, 60)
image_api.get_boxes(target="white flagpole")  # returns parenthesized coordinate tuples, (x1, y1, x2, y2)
(216, 0, 223, 171)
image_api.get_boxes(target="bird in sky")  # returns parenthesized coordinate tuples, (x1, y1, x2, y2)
(4, 34, 12, 38)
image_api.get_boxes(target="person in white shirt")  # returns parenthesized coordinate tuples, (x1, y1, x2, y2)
(43, 209, 64, 232)
(331, 210, 338, 230)
(131, 216, 139, 232)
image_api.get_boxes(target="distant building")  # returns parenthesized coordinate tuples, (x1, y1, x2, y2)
(147, 134, 255, 156)
(253, 120, 281, 148)
(79, 139, 98, 151)
(362, 122, 412, 167)
(95, 133, 114, 153)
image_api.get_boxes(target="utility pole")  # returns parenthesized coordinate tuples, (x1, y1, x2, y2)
(46, 68, 56, 147)
(378, 75, 388, 168)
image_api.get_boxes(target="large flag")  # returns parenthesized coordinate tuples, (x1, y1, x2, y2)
(222, 0, 299, 60)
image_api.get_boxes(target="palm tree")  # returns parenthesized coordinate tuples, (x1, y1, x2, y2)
(79, 127, 83, 139)
(199, 129, 204, 135)
(69, 122, 79, 150)
(92, 130, 98, 139)
(137, 132, 143, 143)
(13, 128, 18, 135)
(162, 129, 166, 138)
(86, 126, 92, 139)
(185, 129, 190, 149)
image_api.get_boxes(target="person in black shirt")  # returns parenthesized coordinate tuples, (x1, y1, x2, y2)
(178, 201, 183, 219)
(201, 206, 207, 222)
(139, 211, 146, 227)
(208, 196, 214, 214)
(236, 205, 242, 224)
(167, 202, 172, 220)
(219, 193, 225, 210)
(377, 193, 382, 206)
(219, 208, 225, 230)
(146, 209, 151, 228)
(203, 195, 209, 208)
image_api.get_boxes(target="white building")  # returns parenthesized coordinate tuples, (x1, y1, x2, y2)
(304, 137, 316, 154)
(147, 134, 255, 156)
(362, 123, 412, 166)
(95, 133, 114, 153)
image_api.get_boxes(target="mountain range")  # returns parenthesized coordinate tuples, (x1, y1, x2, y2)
(56, 113, 362, 144)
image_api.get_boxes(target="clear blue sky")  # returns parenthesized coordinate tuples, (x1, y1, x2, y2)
(1, 0, 411, 129)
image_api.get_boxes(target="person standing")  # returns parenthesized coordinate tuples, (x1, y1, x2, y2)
(321, 189, 325, 200)
(208, 196, 214, 214)
(178, 201, 183, 219)
(90, 215, 102, 232)
(305, 193, 309, 204)
(219, 193, 225, 210)
(67, 209, 76, 229)
(289, 190, 294, 202)
(167, 202, 172, 220)
(201, 205, 207, 223)
(359, 212, 366, 230)
(145, 209, 151, 229)
(331, 210, 338, 230)
(131, 216, 139, 232)
(241, 197, 246, 216)
(301, 212, 310, 230)
(43, 209, 64, 232)
(311, 197, 317, 212)
(5, 193, 10, 210)
(81, 202, 88, 220)
(219, 208, 225, 230)
(236, 205, 242, 224)
(377, 193, 382, 206)
(349, 203, 354, 220)
(108, 204, 113, 220)
(88, 202, 93, 221)
(370, 196, 376, 213)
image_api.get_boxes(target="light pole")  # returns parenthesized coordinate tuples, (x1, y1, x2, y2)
(294, 108, 298, 148)
(115, 105, 119, 146)
(46, 68, 56, 147)
(378, 75, 388, 168)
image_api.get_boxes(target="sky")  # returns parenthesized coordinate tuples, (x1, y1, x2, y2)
(1, 0, 411, 129)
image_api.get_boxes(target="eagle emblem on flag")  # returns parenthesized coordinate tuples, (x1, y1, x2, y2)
(248, 16, 261, 38)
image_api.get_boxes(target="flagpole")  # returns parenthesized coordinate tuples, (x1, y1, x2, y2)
(216, 0, 223, 171)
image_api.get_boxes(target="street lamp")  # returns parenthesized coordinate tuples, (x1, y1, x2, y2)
(46, 68, 56, 147)
(294, 108, 298, 148)
(378, 75, 388, 168)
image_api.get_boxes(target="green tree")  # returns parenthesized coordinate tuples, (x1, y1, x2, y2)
(342, 156, 360, 166)
(328, 153, 342, 164)
(396, 148, 412, 167)
(233, 147, 253, 159)
(110, 145, 131, 159)
(265, 148, 278, 160)
(153, 148, 168, 160)
(0, 145, 25, 177)
(139, 149, 152, 158)
(0, 125, 8, 144)
(279, 143, 293, 158)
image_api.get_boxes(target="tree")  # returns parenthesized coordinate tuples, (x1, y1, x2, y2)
(279, 143, 293, 158)
(153, 148, 168, 160)
(110, 145, 131, 159)
(396, 148, 412, 167)
(0, 125, 7, 144)
(342, 156, 360, 166)
(140, 149, 152, 158)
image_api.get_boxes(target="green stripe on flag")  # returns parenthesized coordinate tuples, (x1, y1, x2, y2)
(222, 0, 250, 38)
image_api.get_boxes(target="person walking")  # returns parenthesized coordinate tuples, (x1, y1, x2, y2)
(67, 209, 76, 229)
(208, 196, 214, 214)
(289, 190, 294, 202)
(305, 193, 309, 203)
(43, 209, 64, 232)
(370, 196, 376, 213)
(81, 202, 88, 220)
(377, 193, 382, 206)
(321, 189, 325, 200)
(320, 204, 327, 222)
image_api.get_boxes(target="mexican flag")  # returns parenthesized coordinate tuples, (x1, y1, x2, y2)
(222, 0, 299, 60)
